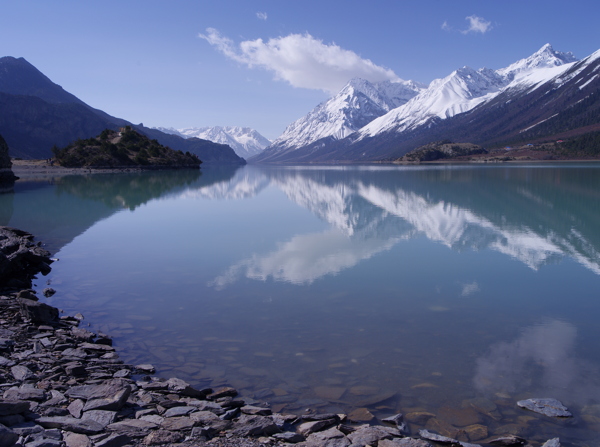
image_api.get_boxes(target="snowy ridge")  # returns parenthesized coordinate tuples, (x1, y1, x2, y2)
(154, 126, 270, 159)
(262, 78, 425, 155)
(357, 44, 580, 140)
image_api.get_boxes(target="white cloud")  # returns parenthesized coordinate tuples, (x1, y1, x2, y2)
(198, 28, 400, 93)
(256, 12, 267, 21)
(461, 15, 492, 34)
(441, 21, 451, 31)
(461, 281, 480, 296)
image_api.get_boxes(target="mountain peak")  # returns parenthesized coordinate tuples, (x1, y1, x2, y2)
(497, 44, 578, 80)
(152, 126, 271, 159)
(0, 56, 86, 106)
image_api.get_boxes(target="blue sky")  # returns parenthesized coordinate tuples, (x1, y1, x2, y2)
(1, 0, 598, 140)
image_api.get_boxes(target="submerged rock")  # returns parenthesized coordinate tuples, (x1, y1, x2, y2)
(516, 398, 572, 418)
(489, 435, 527, 446)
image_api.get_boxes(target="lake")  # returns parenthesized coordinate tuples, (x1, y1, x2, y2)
(2, 163, 600, 445)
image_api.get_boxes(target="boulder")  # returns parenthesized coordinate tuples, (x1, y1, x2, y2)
(18, 299, 59, 324)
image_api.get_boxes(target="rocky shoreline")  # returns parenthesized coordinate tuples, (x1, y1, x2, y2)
(0, 227, 570, 447)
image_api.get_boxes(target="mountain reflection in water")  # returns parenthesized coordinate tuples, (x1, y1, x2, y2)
(180, 165, 600, 286)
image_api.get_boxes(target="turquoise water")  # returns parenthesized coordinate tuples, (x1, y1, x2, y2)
(3, 164, 600, 445)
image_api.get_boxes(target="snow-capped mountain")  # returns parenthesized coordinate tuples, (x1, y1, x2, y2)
(154, 126, 270, 159)
(252, 78, 425, 162)
(357, 44, 579, 140)
(253, 44, 598, 163)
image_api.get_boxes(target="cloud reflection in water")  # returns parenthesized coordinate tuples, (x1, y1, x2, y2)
(474, 319, 600, 404)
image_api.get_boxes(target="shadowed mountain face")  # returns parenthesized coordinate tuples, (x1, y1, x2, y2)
(0, 57, 244, 164)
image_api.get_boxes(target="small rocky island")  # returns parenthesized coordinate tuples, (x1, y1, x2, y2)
(395, 141, 487, 163)
(51, 127, 201, 169)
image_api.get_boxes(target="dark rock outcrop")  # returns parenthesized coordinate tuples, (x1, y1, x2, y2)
(0, 227, 53, 291)
(0, 134, 17, 184)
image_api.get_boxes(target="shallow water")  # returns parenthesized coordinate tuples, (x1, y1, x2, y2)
(3, 164, 600, 445)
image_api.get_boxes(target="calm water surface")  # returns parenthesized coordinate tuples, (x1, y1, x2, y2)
(2, 164, 600, 445)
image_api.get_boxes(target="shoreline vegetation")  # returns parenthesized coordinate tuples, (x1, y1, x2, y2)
(0, 227, 573, 446)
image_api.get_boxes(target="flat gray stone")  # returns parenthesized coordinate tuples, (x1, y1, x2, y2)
(241, 405, 272, 416)
(66, 379, 131, 400)
(43, 390, 67, 407)
(79, 342, 114, 352)
(382, 413, 404, 425)
(82, 410, 117, 427)
(231, 414, 280, 437)
(63, 432, 91, 447)
(135, 364, 155, 373)
(163, 405, 197, 417)
(68, 399, 84, 418)
(191, 400, 224, 415)
(0, 401, 30, 416)
(305, 427, 350, 447)
(273, 432, 305, 443)
(25, 438, 62, 447)
(166, 377, 207, 398)
(419, 429, 458, 444)
(10, 364, 35, 381)
(347, 426, 393, 445)
(4, 384, 46, 401)
(517, 398, 572, 417)
(298, 419, 337, 436)
(36, 416, 104, 435)
(94, 434, 132, 447)
(143, 429, 184, 445)
(107, 419, 157, 437)
(160, 416, 195, 431)
(140, 414, 164, 425)
(380, 439, 433, 447)
(26, 438, 62, 447)
(542, 439, 561, 447)
(61, 348, 88, 359)
(0, 356, 15, 367)
(9, 422, 44, 436)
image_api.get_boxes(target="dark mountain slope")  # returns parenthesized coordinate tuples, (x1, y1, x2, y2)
(0, 57, 244, 163)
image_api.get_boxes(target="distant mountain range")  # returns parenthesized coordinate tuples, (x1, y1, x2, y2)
(2, 45, 598, 165)
(0, 57, 244, 164)
(253, 44, 600, 163)
(154, 126, 270, 159)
